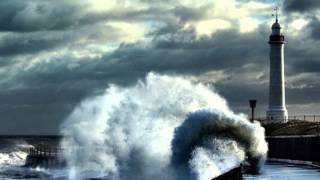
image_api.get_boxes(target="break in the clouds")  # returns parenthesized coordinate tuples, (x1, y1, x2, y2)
(0, 0, 320, 134)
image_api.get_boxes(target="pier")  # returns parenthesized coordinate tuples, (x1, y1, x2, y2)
(24, 144, 66, 168)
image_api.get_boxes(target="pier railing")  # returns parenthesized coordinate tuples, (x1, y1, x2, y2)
(256, 115, 320, 123)
(25, 144, 66, 168)
(287, 115, 320, 122)
(28, 145, 63, 157)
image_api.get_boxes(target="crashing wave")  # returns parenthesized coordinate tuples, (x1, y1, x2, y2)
(171, 109, 267, 179)
(61, 72, 268, 180)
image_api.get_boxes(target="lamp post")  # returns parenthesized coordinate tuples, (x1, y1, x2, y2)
(249, 99, 257, 122)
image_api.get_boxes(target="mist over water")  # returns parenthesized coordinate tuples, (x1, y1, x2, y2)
(60, 73, 268, 180)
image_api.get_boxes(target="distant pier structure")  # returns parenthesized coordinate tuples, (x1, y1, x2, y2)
(25, 144, 66, 168)
(266, 8, 288, 122)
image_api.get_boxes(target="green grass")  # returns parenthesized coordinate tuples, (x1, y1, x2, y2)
(262, 120, 320, 136)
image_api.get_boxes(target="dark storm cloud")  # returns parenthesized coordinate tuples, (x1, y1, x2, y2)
(0, 23, 124, 58)
(287, 84, 320, 104)
(284, 25, 320, 74)
(0, 0, 177, 33)
(0, 86, 86, 105)
(1, 25, 269, 124)
(289, 42, 320, 73)
(0, 104, 74, 135)
(0, 0, 86, 32)
(0, 0, 182, 59)
(2, 25, 265, 89)
(9, 24, 268, 88)
(293, 60, 320, 73)
(0, 57, 14, 66)
(283, 0, 320, 13)
(0, 32, 72, 56)
(106, 26, 268, 76)
(307, 18, 320, 40)
(215, 81, 268, 113)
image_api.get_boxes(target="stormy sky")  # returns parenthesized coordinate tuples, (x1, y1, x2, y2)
(0, 0, 320, 135)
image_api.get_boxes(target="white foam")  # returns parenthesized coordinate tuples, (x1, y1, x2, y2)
(0, 151, 28, 166)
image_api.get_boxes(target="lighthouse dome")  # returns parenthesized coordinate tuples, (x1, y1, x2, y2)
(272, 22, 281, 29)
(271, 21, 281, 35)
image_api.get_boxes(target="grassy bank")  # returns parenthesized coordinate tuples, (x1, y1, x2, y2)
(262, 120, 320, 136)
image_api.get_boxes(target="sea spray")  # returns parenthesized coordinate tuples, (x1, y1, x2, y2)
(60, 72, 268, 180)
(0, 140, 32, 167)
(171, 110, 267, 179)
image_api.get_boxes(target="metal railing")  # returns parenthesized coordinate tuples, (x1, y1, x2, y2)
(28, 145, 63, 157)
(25, 144, 67, 168)
(287, 115, 320, 122)
(256, 115, 320, 123)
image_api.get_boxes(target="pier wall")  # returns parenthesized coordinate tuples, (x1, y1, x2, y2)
(266, 135, 320, 163)
(25, 154, 66, 168)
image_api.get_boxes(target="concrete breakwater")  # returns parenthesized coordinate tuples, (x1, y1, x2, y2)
(24, 145, 66, 168)
(266, 135, 320, 164)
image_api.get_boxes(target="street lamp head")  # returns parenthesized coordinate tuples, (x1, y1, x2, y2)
(249, 99, 257, 108)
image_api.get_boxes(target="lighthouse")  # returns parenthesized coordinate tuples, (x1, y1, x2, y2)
(266, 8, 288, 122)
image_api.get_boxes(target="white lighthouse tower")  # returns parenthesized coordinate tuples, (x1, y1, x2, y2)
(266, 8, 288, 122)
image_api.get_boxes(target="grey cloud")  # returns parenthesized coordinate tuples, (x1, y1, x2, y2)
(173, 6, 209, 22)
(0, 104, 74, 135)
(292, 60, 320, 73)
(108, 26, 268, 76)
(215, 81, 268, 114)
(307, 18, 320, 40)
(284, 29, 320, 74)
(0, 1, 87, 32)
(2, 24, 270, 114)
(3, 24, 270, 95)
(0, 23, 123, 58)
(0, 1, 178, 33)
(283, 0, 320, 13)
(0, 0, 183, 59)
(287, 85, 320, 104)
(0, 57, 14, 67)
(0, 32, 73, 56)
